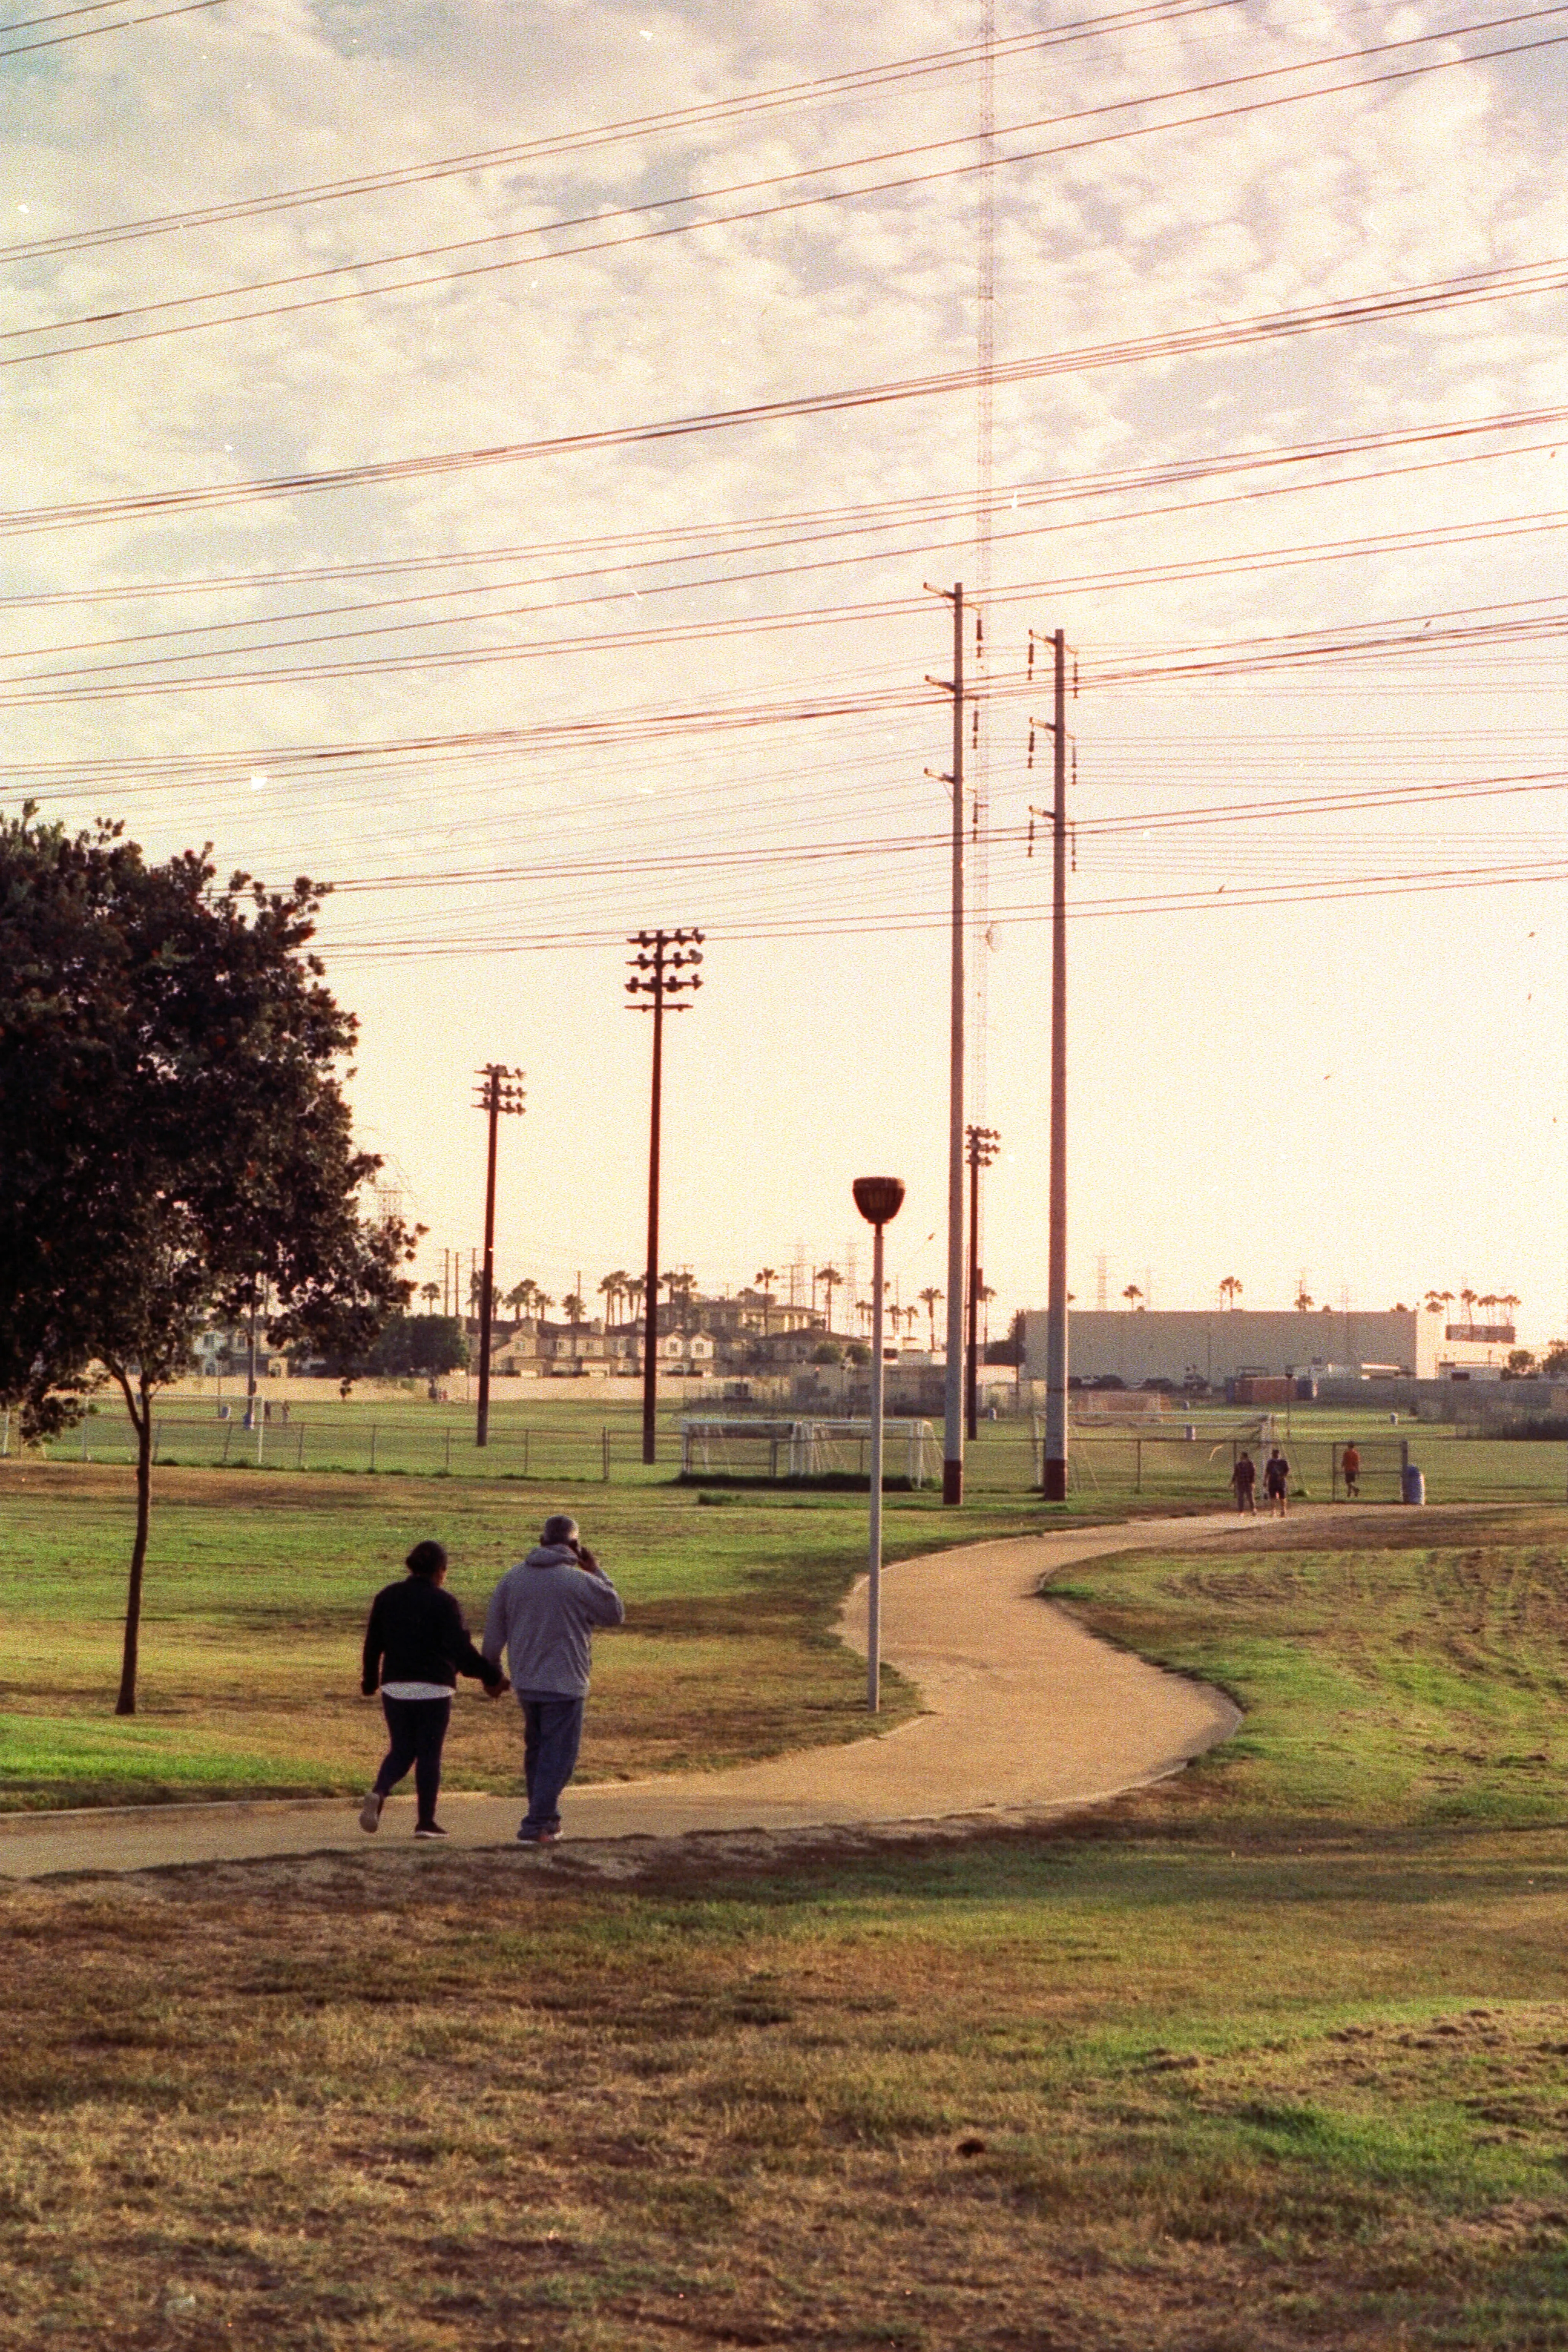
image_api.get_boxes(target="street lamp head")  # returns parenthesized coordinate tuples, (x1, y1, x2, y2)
(852, 1176, 906, 1229)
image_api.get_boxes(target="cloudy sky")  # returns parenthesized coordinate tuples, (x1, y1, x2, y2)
(5, 0, 1568, 1337)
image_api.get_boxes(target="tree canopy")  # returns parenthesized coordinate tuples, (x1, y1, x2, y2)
(0, 808, 414, 1709)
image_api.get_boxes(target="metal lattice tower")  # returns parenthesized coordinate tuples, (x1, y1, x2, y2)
(970, 0, 996, 1122)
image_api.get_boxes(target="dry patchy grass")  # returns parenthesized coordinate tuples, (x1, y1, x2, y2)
(3, 1822, 1568, 2350)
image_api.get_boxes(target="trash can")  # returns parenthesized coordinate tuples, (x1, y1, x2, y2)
(1401, 1463, 1425, 1506)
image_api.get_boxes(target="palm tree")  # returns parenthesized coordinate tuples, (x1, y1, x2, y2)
(979, 1283, 996, 1349)
(420, 1281, 439, 1310)
(918, 1286, 943, 1350)
(563, 1291, 585, 1329)
(1293, 1286, 1313, 1313)
(1123, 1283, 1143, 1311)
(1218, 1275, 1242, 1310)
(816, 1265, 843, 1334)
(1460, 1286, 1478, 1329)
(663, 1270, 696, 1332)
(754, 1266, 778, 1337)
(468, 1268, 484, 1314)
(1501, 1291, 1521, 1325)
(534, 1292, 555, 1323)
(599, 1270, 627, 1326)
(505, 1278, 535, 1321)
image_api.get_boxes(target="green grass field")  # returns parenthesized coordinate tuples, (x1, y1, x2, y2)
(5, 1507, 1568, 2344)
(29, 1385, 1568, 1511)
(0, 1461, 1053, 1808)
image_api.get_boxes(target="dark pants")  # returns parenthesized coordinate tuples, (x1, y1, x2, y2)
(374, 1695, 452, 1827)
(518, 1693, 585, 1836)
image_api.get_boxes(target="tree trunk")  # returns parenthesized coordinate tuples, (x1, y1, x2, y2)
(115, 1376, 153, 1717)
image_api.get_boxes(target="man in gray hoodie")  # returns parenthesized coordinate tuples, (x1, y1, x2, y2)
(482, 1513, 625, 1844)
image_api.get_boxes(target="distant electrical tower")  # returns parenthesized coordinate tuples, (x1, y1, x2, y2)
(970, 0, 996, 1130)
(1096, 1253, 1108, 1313)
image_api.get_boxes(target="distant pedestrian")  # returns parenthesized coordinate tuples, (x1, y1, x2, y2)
(483, 1515, 625, 1845)
(1264, 1447, 1290, 1517)
(1341, 1442, 1361, 1500)
(1230, 1450, 1257, 1514)
(359, 1540, 506, 1839)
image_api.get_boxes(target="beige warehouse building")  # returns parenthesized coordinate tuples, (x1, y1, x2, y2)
(1021, 1305, 1514, 1390)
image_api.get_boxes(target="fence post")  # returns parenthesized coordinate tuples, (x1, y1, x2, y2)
(221, 1420, 233, 1467)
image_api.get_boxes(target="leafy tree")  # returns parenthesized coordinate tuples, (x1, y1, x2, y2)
(366, 1314, 469, 1378)
(0, 809, 414, 1714)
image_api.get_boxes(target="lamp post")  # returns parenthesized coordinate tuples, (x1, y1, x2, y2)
(853, 1174, 905, 1712)
(472, 1064, 526, 1447)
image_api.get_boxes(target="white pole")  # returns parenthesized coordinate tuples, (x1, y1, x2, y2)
(867, 1219, 887, 1712)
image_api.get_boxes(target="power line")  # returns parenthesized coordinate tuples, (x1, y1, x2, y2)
(15, 493, 1568, 680)
(10, 13, 1567, 370)
(8, 250, 1568, 535)
(0, 0, 1241, 262)
(15, 7, 1550, 353)
(0, 0, 225, 62)
(10, 395, 1567, 620)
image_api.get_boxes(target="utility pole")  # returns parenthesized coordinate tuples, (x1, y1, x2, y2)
(626, 929, 704, 1465)
(1030, 627, 1071, 1500)
(965, 1124, 1000, 1441)
(472, 1064, 526, 1447)
(926, 580, 967, 1504)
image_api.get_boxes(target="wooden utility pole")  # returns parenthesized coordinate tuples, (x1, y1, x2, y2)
(1031, 627, 1072, 1500)
(925, 581, 967, 1503)
(626, 929, 704, 1465)
(965, 1124, 999, 1441)
(473, 1064, 525, 1447)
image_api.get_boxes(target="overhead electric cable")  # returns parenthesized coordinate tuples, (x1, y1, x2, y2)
(0, 0, 1241, 263)
(13, 496, 1568, 673)
(8, 259, 1568, 536)
(315, 853, 1568, 964)
(0, 0, 226, 60)
(9, 12, 1566, 367)
(8, 396, 1566, 615)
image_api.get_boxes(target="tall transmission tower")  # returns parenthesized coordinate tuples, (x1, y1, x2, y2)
(970, 0, 996, 1125)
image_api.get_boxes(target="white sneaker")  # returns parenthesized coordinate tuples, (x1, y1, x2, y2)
(359, 1791, 384, 1833)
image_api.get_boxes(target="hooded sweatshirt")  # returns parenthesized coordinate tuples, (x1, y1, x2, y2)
(482, 1544, 625, 1698)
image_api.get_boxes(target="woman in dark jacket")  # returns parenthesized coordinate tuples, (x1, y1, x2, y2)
(360, 1540, 506, 1838)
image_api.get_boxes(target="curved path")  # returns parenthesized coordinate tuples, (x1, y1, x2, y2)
(0, 1515, 1246, 1880)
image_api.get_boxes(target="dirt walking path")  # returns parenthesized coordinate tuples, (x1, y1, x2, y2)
(0, 1514, 1249, 1880)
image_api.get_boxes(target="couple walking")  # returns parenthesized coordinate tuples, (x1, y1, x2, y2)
(359, 1513, 624, 1845)
(1230, 1446, 1291, 1516)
